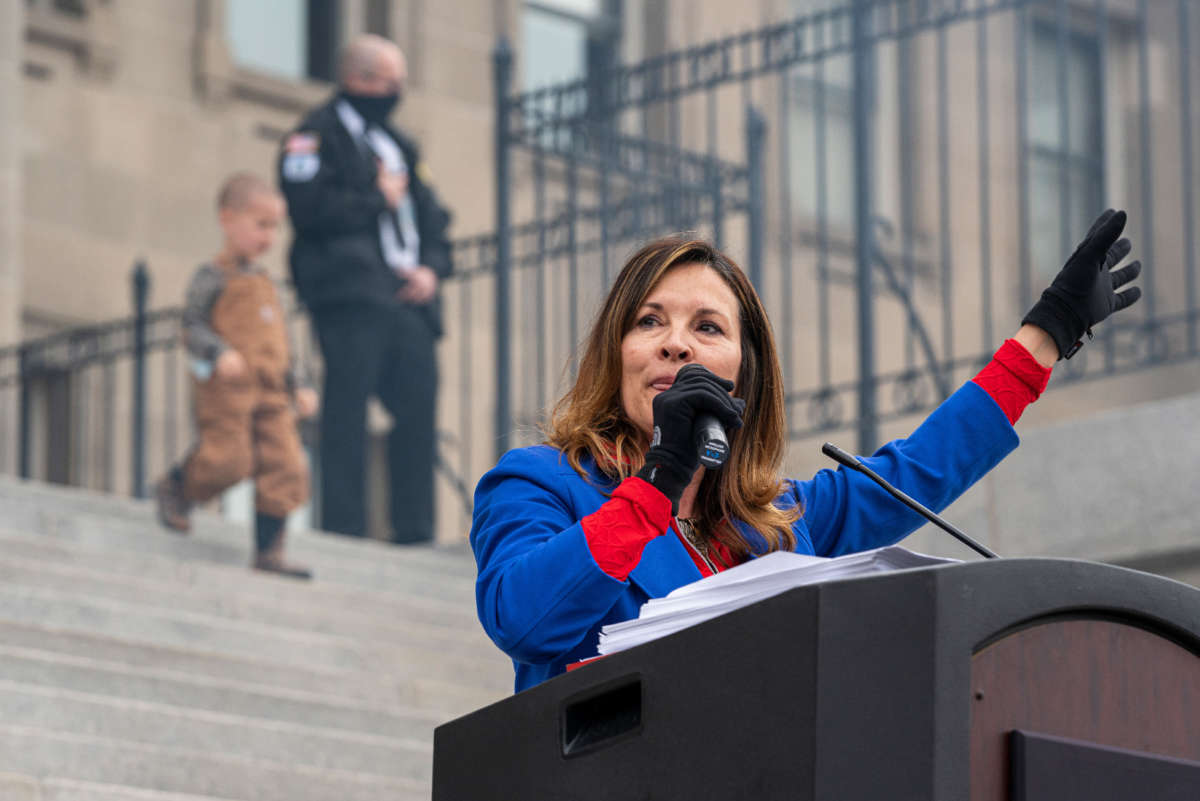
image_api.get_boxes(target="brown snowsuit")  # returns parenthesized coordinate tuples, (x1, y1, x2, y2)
(182, 263, 308, 518)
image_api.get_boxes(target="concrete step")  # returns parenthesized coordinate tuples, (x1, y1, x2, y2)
(0, 501, 245, 566)
(0, 505, 482, 603)
(0, 619, 505, 714)
(0, 526, 484, 631)
(0, 490, 473, 575)
(0, 476, 509, 800)
(0, 772, 40, 801)
(0, 583, 511, 688)
(0, 644, 446, 738)
(0, 678, 431, 781)
(0, 725, 428, 801)
(0, 545, 494, 653)
(35, 778, 241, 801)
(0, 476, 477, 576)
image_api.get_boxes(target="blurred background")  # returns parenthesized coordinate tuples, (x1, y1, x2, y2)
(2, 0, 1199, 583)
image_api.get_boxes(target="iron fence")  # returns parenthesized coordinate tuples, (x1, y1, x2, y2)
(487, 0, 1200, 461)
(0, 262, 476, 525)
(0, 262, 184, 496)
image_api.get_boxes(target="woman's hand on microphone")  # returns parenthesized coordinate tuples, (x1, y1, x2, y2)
(635, 364, 745, 514)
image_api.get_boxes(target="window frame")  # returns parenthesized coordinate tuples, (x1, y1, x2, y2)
(520, 0, 622, 92)
(1025, 19, 1105, 279)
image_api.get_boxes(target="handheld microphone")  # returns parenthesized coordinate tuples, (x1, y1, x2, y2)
(820, 442, 999, 559)
(695, 414, 729, 469)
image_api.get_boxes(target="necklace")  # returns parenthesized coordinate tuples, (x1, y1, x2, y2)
(676, 516, 719, 574)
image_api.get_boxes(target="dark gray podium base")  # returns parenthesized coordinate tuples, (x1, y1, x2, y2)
(435, 558, 1200, 801)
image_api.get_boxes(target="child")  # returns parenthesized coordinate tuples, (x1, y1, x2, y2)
(155, 172, 319, 580)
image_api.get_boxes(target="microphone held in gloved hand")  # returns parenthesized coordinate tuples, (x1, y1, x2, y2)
(821, 442, 999, 559)
(635, 364, 745, 514)
(694, 413, 729, 469)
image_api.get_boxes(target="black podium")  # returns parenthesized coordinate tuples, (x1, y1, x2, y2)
(433, 558, 1200, 800)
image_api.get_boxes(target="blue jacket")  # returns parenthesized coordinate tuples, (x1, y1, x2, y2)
(471, 381, 1017, 693)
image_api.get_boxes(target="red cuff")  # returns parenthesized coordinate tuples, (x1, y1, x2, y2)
(581, 476, 673, 581)
(971, 339, 1053, 424)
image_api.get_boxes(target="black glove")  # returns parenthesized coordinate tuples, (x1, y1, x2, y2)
(635, 364, 746, 514)
(1022, 209, 1143, 359)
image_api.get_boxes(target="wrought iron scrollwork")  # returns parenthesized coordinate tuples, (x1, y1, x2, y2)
(891, 369, 928, 415)
(805, 386, 845, 432)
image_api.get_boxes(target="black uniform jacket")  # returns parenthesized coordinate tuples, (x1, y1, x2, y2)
(278, 97, 454, 335)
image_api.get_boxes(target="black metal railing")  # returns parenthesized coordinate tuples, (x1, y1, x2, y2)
(0, 261, 477, 527)
(487, 0, 1200, 460)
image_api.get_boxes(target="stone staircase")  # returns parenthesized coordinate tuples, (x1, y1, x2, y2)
(0, 476, 511, 800)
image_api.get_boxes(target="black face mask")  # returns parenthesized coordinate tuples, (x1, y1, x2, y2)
(340, 90, 401, 124)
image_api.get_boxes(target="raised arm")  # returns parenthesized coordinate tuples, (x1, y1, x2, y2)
(797, 209, 1143, 557)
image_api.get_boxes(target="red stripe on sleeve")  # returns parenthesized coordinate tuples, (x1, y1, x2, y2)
(581, 476, 673, 581)
(971, 338, 1053, 425)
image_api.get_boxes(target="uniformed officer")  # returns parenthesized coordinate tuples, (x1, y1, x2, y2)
(279, 34, 453, 544)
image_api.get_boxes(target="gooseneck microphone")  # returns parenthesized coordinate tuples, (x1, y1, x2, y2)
(821, 442, 999, 559)
(695, 414, 729, 469)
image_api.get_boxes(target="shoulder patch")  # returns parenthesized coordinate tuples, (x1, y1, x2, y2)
(284, 132, 320, 154)
(282, 150, 320, 182)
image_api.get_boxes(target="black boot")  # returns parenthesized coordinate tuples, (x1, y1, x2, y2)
(154, 465, 192, 533)
(252, 513, 312, 580)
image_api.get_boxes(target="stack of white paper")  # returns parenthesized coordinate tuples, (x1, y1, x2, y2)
(597, 546, 957, 656)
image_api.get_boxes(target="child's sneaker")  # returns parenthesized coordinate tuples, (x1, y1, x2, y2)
(155, 468, 192, 533)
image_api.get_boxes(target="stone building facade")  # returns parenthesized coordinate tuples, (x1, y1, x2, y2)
(3, 0, 1200, 577)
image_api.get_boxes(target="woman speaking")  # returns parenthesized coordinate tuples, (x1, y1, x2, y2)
(471, 210, 1142, 693)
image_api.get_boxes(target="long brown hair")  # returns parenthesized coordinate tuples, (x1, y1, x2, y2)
(544, 236, 799, 556)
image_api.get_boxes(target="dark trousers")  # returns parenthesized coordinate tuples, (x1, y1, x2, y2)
(312, 302, 437, 543)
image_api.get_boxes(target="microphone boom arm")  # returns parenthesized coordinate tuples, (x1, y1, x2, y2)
(821, 442, 999, 560)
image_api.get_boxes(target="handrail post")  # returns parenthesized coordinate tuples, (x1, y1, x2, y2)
(494, 38, 514, 460)
(745, 105, 767, 295)
(131, 261, 149, 498)
(18, 344, 31, 480)
(852, 0, 878, 454)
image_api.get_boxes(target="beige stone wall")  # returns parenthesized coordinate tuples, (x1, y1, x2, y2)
(17, 0, 505, 335)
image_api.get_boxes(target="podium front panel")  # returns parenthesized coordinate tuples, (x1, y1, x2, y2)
(435, 559, 1200, 801)
(969, 617, 1200, 801)
(435, 585, 828, 800)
